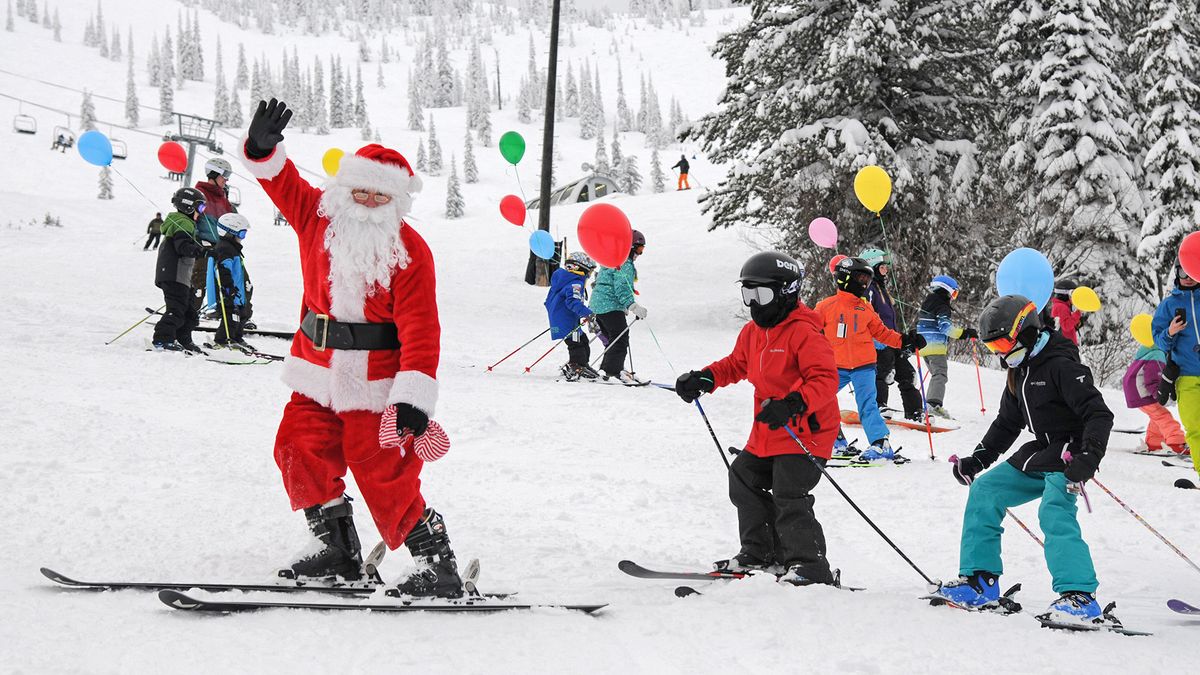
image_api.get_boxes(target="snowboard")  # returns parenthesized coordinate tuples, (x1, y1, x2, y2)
(840, 409, 958, 433)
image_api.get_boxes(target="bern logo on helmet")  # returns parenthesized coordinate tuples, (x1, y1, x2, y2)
(776, 259, 799, 274)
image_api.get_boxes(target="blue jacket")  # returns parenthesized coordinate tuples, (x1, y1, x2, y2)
(1152, 286, 1200, 376)
(545, 268, 593, 340)
(917, 288, 963, 356)
(590, 258, 637, 315)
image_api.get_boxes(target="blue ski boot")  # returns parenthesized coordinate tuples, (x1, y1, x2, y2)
(832, 431, 855, 459)
(929, 572, 1001, 609)
(855, 439, 895, 464)
(1040, 591, 1102, 625)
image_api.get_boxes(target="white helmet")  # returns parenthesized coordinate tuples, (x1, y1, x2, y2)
(204, 157, 233, 179)
(218, 213, 250, 236)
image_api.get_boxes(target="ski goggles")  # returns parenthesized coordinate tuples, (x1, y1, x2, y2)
(196, 202, 207, 213)
(740, 285, 777, 307)
(352, 189, 393, 204)
(981, 301, 1038, 356)
(220, 225, 247, 239)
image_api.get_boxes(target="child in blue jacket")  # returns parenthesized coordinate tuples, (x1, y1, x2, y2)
(545, 252, 599, 381)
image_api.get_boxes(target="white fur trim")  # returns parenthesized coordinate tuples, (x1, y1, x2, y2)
(281, 354, 394, 414)
(387, 370, 438, 416)
(238, 135, 288, 181)
(337, 154, 422, 195)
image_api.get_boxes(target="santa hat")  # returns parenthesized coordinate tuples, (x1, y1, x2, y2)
(335, 144, 423, 195)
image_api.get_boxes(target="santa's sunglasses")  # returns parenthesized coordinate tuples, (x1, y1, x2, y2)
(352, 189, 393, 204)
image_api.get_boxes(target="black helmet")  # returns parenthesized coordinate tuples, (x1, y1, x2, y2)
(834, 256, 873, 296)
(979, 294, 1042, 352)
(739, 251, 803, 286)
(171, 187, 206, 216)
(1053, 277, 1077, 300)
(631, 230, 646, 248)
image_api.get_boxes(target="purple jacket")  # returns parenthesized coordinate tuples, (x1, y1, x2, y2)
(867, 279, 898, 334)
(1122, 357, 1164, 408)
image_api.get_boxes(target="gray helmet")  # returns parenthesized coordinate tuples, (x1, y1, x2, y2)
(565, 251, 596, 274)
(978, 294, 1042, 345)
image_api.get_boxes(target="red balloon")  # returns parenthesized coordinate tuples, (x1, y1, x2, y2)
(577, 203, 633, 269)
(1181, 232, 1200, 281)
(828, 254, 847, 274)
(499, 195, 526, 226)
(158, 141, 188, 174)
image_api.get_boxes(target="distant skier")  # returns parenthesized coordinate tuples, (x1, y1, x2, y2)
(1151, 263, 1200, 475)
(674, 251, 842, 584)
(590, 230, 648, 385)
(546, 251, 600, 381)
(917, 275, 977, 419)
(671, 155, 690, 190)
(860, 247, 922, 422)
(1050, 278, 1084, 345)
(143, 212, 163, 250)
(209, 213, 254, 352)
(814, 257, 924, 463)
(932, 295, 1114, 627)
(1121, 340, 1186, 455)
(151, 188, 210, 353)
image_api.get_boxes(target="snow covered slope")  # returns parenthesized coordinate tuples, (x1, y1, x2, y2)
(2, 3, 1197, 673)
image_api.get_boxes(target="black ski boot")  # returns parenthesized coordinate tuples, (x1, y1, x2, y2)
(280, 497, 364, 582)
(391, 508, 464, 598)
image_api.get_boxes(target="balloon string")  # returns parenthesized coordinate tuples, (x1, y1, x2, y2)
(111, 166, 161, 209)
(875, 212, 909, 332)
(513, 166, 527, 202)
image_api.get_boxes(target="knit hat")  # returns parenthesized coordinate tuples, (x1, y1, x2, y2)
(335, 144, 423, 195)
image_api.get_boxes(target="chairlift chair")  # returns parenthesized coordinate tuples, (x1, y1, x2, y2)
(227, 185, 242, 207)
(50, 126, 75, 151)
(13, 114, 37, 134)
(110, 138, 128, 160)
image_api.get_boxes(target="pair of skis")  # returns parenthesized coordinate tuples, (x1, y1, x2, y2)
(919, 584, 1152, 636)
(618, 560, 864, 597)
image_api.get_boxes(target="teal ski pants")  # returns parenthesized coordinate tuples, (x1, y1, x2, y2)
(959, 462, 1098, 594)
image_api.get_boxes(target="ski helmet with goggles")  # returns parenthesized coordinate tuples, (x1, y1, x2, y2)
(738, 251, 803, 306)
(834, 257, 874, 297)
(171, 187, 206, 216)
(1053, 277, 1077, 300)
(979, 294, 1042, 358)
(204, 157, 233, 180)
(217, 213, 251, 239)
(631, 230, 646, 249)
(930, 274, 959, 300)
(565, 251, 596, 274)
(859, 247, 891, 269)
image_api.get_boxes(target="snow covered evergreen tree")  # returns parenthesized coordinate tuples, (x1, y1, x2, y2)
(190, 10, 204, 81)
(8, 2, 15, 33)
(427, 115, 443, 175)
(643, 76, 663, 148)
(611, 128, 623, 171)
(620, 154, 643, 194)
(377, 62, 385, 88)
(616, 59, 633, 132)
(312, 57, 328, 134)
(463, 129, 478, 183)
(52, 7, 59, 40)
(125, 58, 139, 127)
(354, 64, 367, 126)
(416, 138, 428, 172)
(79, 90, 97, 131)
(564, 65, 579, 117)
(229, 86, 243, 127)
(148, 34, 161, 86)
(213, 42, 229, 124)
(159, 75, 174, 124)
(360, 112, 372, 141)
(445, 155, 465, 218)
(160, 29, 175, 90)
(407, 74, 425, 131)
(517, 76, 532, 123)
(578, 62, 596, 139)
(594, 126, 609, 174)
(110, 25, 121, 61)
(97, 166, 114, 200)
(650, 147, 665, 193)
(328, 56, 344, 127)
(235, 43, 249, 90)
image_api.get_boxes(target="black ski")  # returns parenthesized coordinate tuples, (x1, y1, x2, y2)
(1036, 602, 1151, 636)
(145, 308, 296, 339)
(158, 589, 605, 614)
(618, 560, 752, 581)
(41, 567, 379, 596)
(204, 343, 285, 362)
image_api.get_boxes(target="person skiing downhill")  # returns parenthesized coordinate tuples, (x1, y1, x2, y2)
(239, 98, 462, 598)
(590, 230, 648, 385)
(860, 247, 922, 422)
(151, 187, 210, 353)
(671, 155, 690, 190)
(546, 251, 600, 381)
(814, 257, 925, 463)
(674, 251, 842, 585)
(1151, 264, 1200, 476)
(917, 274, 977, 419)
(932, 295, 1115, 626)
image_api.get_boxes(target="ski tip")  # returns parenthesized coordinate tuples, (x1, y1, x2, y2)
(674, 586, 701, 598)
(616, 560, 639, 573)
(1174, 478, 1198, 490)
(40, 567, 76, 585)
(1168, 598, 1200, 613)
(158, 589, 203, 610)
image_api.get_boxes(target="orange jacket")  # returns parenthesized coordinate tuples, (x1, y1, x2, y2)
(814, 291, 901, 370)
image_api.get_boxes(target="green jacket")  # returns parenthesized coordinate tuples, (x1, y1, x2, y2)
(160, 211, 197, 239)
(590, 259, 638, 315)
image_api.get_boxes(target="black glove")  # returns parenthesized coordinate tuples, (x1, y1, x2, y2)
(952, 454, 986, 486)
(675, 369, 714, 404)
(960, 328, 979, 340)
(1064, 450, 1100, 483)
(246, 98, 293, 159)
(755, 392, 807, 430)
(901, 330, 926, 352)
(393, 402, 429, 438)
(1158, 360, 1179, 405)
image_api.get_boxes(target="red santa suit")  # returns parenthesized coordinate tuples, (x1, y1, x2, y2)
(240, 141, 437, 550)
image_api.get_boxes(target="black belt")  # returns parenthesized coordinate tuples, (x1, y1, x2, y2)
(300, 310, 401, 351)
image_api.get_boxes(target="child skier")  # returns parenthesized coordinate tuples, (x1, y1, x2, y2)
(590, 230, 648, 384)
(1151, 263, 1200, 475)
(917, 275, 978, 419)
(151, 187, 210, 353)
(1051, 278, 1084, 345)
(933, 295, 1115, 626)
(210, 213, 254, 351)
(861, 247, 922, 422)
(814, 257, 924, 462)
(674, 251, 841, 584)
(546, 251, 599, 381)
(1122, 340, 1187, 455)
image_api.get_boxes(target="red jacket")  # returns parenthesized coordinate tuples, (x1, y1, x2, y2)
(194, 179, 236, 219)
(1051, 298, 1081, 345)
(705, 304, 840, 459)
(814, 291, 901, 369)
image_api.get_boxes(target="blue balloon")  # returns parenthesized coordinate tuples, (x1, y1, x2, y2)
(996, 247, 1054, 311)
(77, 130, 113, 167)
(529, 230, 555, 260)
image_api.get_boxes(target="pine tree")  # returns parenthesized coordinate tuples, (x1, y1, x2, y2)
(445, 155, 464, 218)
(593, 69, 605, 132)
(213, 40, 229, 124)
(148, 34, 161, 86)
(312, 57, 328, 134)
(416, 138, 428, 172)
(41, 6, 49, 28)
(380, 34, 390, 63)
(328, 56, 344, 127)
(175, 14, 185, 86)
(377, 62, 385, 88)
(229, 86, 243, 127)
(235, 43, 249, 89)
(517, 76, 532, 124)
(110, 25, 121, 61)
(427, 114, 443, 175)
(1132, 0, 1200, 297)
(80, 90, 97, 131)
(5, 0, 13, 32)
(51, 6, 59, 40)
(594, 126, 609, 174)
(354, 63, 367, 126)
(462, 128, 478, 183)
(125, 58, 139, 126)
(360, 111, 372, 141)
(650, 148, 665, 193)
(611, 128, 623, 172)
(669, 97, 683, 141)
(616, 59, 633, 131)
(98, 25, 109, 58)
(407, 74, 425, 130)
(564, 66, 579, 117)
(636, 74, 648, 132)
(85, 17, 94, 47)
(97, 166, 114, 200)
(435, 40, 455, 107)
(644, 77, 663, 148)
(160, 28, 175, 90)
(476, 93, 492, 146)
(620, 154, 642, 194)
(578, 62, 595, 139)
(190, 9, 204, 81)
(159, 76, 174, 124)
(126, 26, 133, 62)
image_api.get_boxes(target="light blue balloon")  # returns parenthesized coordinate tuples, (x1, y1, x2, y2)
(996, 247, 1054, 311)
(529, 230, 556, 260)
(77, 130, 113, 166)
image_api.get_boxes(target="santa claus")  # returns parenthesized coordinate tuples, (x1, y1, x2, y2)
(239, 98, 461, 598)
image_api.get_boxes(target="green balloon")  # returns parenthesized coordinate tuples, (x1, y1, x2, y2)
(499, 131, 526, 165)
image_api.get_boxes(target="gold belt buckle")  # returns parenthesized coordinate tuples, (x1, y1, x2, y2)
(313, 314, 330, 351)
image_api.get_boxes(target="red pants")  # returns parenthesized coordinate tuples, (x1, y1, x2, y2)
(274, 392, 426, 549)
(1140, 403, 1186, 451)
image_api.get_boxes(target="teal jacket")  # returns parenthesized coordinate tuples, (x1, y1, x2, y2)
(590, 259, 637, 315)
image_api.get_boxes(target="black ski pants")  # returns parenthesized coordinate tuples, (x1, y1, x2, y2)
(875, 346, 922, 418)
(596, 310, 629, 377)
(143, 232, 161, 250)
(153, 281, 199, 345)
(729, 451, 833, 583)
(565, 328, 590, 366)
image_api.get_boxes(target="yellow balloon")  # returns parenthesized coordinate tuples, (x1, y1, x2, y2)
(322, 148, 345, 176)
(854, 165, 892, 213)
(1130, 313, 1154, 348)
(1071, 286, 1101, 312)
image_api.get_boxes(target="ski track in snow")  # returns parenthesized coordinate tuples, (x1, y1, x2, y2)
(1, 3, 1198, 673)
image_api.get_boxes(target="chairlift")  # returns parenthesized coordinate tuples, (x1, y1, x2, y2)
(13, 102, 37, 134)
(111, 138, 128, 160)
(227, 185, 242, 207)
(50, 125, 76, 152)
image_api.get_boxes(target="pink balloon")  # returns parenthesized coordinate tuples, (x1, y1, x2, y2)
(808, 217, 838, 249)
(499, 195, 526, 226)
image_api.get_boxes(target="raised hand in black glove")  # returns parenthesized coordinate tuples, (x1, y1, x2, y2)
(675, 369, 714, 404)
(901, 330, 927, 352)
(1063, 450, 1100, 483)
(951, 454, 985, 486)
(960, 328, 979, 340)
(755, 392, 807, 430)
(246, 98, 293, 159)
(393, 402, 429, 438)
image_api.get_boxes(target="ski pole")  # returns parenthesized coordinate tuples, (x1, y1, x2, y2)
(949, 454, 1044, 548)
(970, 338, 987, 414)
(913, 349, 936, 460)
(693, 398, 733, 472)
(1089, 476, 1200, 576)
(106, 304, 166, 345)
(589, 316, 641, 369)
(486, 326, 551, 371)
(523, 330, 576, 373)
(212, 256, 234, 343)
(783, 425, 936, 586)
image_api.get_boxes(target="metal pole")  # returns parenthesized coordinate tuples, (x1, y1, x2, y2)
(183, 140, 197, 186)
(527, 0, 560, 288)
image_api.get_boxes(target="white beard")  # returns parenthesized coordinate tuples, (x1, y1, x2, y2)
(317, 184, 410, 321)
